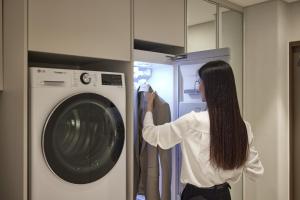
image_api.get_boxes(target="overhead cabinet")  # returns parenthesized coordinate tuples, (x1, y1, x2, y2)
(0, 0, 2, 91)
(28, 0, 131, 61)
(134, 0, 185, 47)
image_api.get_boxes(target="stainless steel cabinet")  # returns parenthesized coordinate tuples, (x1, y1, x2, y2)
(28, 0, 131, 61)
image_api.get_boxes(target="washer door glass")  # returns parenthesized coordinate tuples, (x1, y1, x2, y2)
(43, 93, 125, 184)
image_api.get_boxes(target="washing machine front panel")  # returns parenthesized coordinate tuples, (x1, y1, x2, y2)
(43, 92, 125, 184)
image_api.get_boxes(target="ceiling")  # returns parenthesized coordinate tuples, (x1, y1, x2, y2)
(228, 0, 299, 7)
(187, 0, 299, 26)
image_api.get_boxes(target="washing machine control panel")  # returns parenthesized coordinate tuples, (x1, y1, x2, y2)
(72, 71, 97, 87)
(80, 73, 91, 85)
(101, 73, 123, 86)
(30, 68, 124, 89)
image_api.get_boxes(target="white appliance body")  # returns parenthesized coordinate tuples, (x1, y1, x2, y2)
(29, 67, 126, 200)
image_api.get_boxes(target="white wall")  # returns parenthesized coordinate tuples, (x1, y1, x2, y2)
(244, 1, 289, 200)
(187, 21, 216, 52)
(277, 1, 289, 200)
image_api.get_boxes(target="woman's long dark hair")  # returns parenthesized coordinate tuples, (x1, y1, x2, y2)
(198, 60, 248, 170)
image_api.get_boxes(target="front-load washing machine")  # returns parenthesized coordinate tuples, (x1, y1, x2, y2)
(29, 67, 126, 200)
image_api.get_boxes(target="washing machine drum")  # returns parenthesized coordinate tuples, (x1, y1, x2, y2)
(43, 93, 125, 184)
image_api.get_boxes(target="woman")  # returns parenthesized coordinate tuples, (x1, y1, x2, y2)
(142, 60, 264, 200)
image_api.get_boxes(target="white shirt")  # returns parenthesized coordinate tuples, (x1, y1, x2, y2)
(142, 110, 264, 188)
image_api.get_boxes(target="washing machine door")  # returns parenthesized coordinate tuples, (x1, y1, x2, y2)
(42, 93, 125, 184)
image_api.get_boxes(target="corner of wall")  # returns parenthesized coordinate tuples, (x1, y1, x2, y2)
(244, 1, 290, 199)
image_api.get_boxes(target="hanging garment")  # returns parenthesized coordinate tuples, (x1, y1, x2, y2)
(134, 86, 172, 200)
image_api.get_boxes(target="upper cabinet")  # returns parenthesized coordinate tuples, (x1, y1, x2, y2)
(28, 0, 131, 61)
(134, 0, 185, 47)
(187, 0, 217, 52)
(0, 0, 2, 91)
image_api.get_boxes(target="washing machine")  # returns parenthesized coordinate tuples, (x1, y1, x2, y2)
(29, 67, 126, 200)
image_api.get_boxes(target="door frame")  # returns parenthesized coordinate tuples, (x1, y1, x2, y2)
(289, 41, 300, 200)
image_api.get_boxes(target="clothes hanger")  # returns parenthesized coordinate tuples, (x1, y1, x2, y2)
(138, 82, 153, 92)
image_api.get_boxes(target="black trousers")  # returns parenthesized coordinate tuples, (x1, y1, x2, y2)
(181, 183, 231, 200)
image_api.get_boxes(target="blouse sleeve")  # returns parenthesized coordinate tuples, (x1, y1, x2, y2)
(244, 122, 264, 180)
(142, 111, 191, 149)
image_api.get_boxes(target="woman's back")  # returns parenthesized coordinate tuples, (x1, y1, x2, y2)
(175, 110, 263, 188)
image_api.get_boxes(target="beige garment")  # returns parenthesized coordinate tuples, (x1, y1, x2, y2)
(134, 91, 172, 200)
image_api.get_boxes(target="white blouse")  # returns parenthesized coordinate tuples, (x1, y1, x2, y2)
(142, 110, 264, 188)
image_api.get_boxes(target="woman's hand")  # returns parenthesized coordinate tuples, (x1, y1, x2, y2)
(146, 92, 156, 112)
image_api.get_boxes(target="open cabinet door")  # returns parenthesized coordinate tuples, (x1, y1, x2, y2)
(173, 48, 231, 200)
(133, 48, 243, 200)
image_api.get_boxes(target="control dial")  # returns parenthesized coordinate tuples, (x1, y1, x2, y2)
(80, 73, 91, 85)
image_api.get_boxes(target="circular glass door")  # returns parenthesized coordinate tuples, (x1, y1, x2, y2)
(43, 93, 125, 184)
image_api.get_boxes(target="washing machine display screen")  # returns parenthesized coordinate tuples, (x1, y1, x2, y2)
(43, 93, 125, 184)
